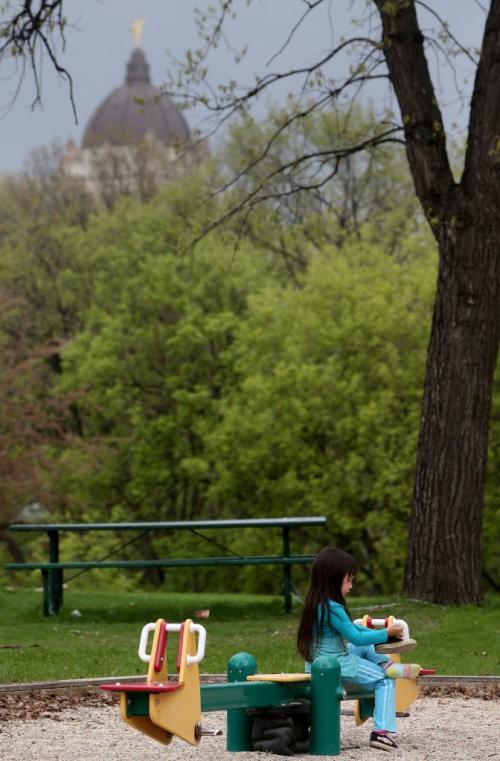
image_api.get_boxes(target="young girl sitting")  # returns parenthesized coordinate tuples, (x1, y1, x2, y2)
(297, 546, 421, 752)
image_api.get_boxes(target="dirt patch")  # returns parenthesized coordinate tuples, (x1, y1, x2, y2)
(0, 690, 117, 722)
(420, 682, 499, 700)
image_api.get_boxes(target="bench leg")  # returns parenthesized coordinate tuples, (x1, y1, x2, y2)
(310, 656, 342, 756)
(226, 652, 257, 751)
(46, 530, 63, 615)
(42, 570, 50, 616)
(42, 569, 63, 616)
(283, 565, 292, 613)
(282, 527, 292, 613)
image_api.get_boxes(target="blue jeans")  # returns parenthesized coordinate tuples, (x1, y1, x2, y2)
(345, 644, 396, 732)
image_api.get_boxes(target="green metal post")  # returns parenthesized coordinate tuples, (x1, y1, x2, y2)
(42, 569, 49, 616)
(282, 525, 291, 613)
(47, 530, 62, 615)
(310, 656, 343, 756)
(358, 695, 375, 721)
(226, 652, 257, 751)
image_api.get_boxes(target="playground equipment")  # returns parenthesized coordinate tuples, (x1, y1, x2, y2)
(102, 618, 207, 745)
(101, 616, 432, 756)
(355, 615, 412, 642)
(355, 615, 417, 654)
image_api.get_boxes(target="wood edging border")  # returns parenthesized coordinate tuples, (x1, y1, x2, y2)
(0, 674, 498, 695)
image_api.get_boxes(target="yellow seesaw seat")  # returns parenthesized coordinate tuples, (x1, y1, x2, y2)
(247, 673, 311, 683)
(102, 618, 202, 745)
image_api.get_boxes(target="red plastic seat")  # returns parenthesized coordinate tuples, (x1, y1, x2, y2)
(101, 681, 184, 693)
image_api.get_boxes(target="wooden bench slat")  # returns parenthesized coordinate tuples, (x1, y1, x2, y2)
(7, 517, 327, 532)
(4, 554, 315, 571)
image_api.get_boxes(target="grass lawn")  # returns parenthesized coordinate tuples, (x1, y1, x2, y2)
(0, 587, 498, 683)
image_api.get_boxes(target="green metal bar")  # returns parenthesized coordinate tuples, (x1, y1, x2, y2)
(126, 692, 149, 717)
(310, 655, 343, 756)
(201, 680, 311, 712)
(4, 555, 315, 571)
(226, 653, 256, 752)
(282, 525, 291, 613)
(7, 517, 327, 532)
(342, 680, 384, 702)
(118, 682, 371, 716)
(47, 530, 62, 616)
(343, 690, 377, 701)
(42, 569, 49, 617)
(357, 695, 376, 721)
(120, 683, 372, 723)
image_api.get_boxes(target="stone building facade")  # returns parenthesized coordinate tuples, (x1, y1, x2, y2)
(64, 41, 206, 204)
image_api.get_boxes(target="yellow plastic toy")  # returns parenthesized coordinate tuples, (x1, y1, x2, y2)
(102, 618, 205, 745)
(247, 673, 311, 683)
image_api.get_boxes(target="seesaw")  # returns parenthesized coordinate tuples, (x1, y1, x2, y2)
(101, 616, 433, 755)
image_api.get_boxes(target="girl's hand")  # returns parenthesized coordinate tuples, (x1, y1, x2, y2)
(387, 623, 404, 639)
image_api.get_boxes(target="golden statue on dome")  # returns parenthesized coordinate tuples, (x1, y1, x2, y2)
(131, 17, 145, 48)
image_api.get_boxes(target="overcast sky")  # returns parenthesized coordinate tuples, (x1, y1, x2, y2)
(0, 1, 487, 174)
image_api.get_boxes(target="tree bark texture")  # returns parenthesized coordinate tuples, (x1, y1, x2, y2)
(405, 213, 500, 603)
(374, 1, 500, 602)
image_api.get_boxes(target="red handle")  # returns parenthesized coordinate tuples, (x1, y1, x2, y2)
(154, 621, 168, 673)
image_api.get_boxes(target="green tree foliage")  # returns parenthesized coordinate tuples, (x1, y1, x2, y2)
(50, 215, 440, 595)
(1, 107, 497, 596)
(0, 296, 66, 564)
(54, 198, 273, 525)
(207, 231, 435, 592)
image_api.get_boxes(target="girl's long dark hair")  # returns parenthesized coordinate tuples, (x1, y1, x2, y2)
(297, 546, 357, 662)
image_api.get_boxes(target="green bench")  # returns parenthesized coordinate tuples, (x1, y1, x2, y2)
(4, 517, 326, 615)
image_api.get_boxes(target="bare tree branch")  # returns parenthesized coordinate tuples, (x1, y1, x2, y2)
(266, 0, 324, 66)
(167, 35, 382, 114)
(0, 0, 77, 121)
(463, 0, 500, 192)
(214, 72, 391, 198)
(193, 0, 239, 67)
(192, 125, 404, 247)
(373, 0, 455, 223)
(416, 0, 478, 64)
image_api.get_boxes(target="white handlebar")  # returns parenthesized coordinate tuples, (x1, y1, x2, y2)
(186, 623, 206, 665)
(353, 617, 410, 640)
(138, 623, 157, 663)
(137, 621, 207, 665)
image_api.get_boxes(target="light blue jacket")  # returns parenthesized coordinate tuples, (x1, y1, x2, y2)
(305, 600, 389, 678)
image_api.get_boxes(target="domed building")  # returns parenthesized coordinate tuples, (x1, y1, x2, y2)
(64, 24, 206, 204)
(82, 46, 190, 150)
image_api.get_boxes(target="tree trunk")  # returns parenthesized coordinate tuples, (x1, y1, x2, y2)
(404, 210, 500, 604)
(0, 526, 27, 563)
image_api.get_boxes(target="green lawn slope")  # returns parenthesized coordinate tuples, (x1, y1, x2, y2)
(0, 589, 498, 683)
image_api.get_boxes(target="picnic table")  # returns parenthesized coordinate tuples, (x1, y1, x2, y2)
(4, 516, 327, 615)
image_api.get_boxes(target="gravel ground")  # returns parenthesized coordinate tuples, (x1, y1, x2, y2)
(0, 692, 498, 761)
